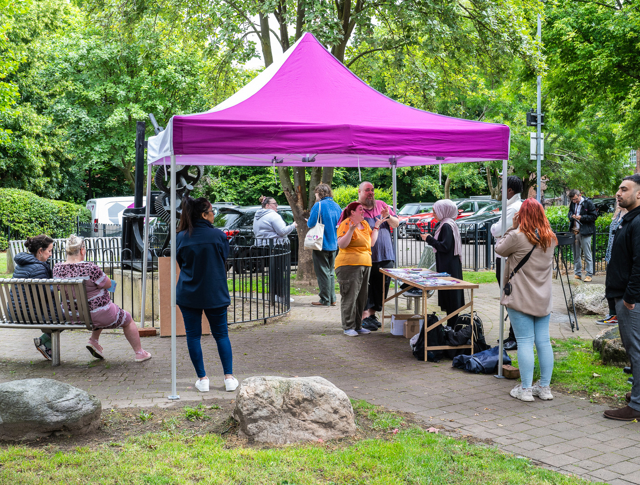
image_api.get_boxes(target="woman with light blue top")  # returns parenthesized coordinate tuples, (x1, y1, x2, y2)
(307, 183, 343, 306)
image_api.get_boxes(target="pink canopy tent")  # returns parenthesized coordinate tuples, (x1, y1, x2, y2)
(143, 33, 512, 399)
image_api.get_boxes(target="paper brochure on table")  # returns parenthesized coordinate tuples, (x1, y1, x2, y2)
(385, 268, 457, 286)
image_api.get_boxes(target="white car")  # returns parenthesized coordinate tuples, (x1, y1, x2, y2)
(86, 197, 146, 225)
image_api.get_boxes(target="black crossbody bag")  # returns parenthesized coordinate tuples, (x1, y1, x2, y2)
(503, 244, 537, 296)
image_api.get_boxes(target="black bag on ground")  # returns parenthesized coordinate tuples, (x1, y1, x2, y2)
(444, 312, 491, 358)
(452, 346, 512, 374)
(412, 312, 445, 362)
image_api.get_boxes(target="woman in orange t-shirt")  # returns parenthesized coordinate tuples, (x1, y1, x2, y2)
(335, 202, 387, 336)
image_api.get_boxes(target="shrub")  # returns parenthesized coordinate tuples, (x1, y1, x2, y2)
(0, 189, 90, 250)
(332, 186, 394, 209)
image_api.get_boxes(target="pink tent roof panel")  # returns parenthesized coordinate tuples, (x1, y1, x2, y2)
(149, 33, 509, 166)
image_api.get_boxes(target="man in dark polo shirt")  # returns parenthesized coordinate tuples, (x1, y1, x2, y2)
(357, 181, 399, 331)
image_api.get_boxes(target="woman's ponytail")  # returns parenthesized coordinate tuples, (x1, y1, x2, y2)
(177, 196, 211, 235)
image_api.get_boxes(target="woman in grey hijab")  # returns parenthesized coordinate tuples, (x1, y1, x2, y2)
(421, 199, 465, 327)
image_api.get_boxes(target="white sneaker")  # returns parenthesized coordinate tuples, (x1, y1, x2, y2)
(356, 328, 371, 335)
(343, 329, 358, 337)
(195, 378, 209, 392)
(510, 384, 534, 402)
(225, 376, 239, 392)
(532, 382, 554, 400)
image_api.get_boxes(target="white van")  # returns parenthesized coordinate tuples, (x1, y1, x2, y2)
(86, 197, 146, 225)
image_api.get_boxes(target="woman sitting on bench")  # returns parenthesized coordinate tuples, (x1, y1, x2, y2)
(53, 234, 151, 362)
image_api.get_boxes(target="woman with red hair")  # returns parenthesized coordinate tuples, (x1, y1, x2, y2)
(335, 202, 387, 336)
(496, 198, 558, 402)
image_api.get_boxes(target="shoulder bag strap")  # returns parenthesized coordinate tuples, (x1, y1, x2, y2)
(506, 243, 536, 282)
(316, 201, 322, 225)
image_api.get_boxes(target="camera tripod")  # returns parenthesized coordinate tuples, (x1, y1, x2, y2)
(554, 232, 579, 331)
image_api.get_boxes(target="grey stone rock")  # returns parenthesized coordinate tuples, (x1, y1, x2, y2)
(0, 378, 101, 441)
(593, 326, 621, 353)
(233, 376, 356, 444)
(601, 338, 629, 366)
(571, 283, 608, 315)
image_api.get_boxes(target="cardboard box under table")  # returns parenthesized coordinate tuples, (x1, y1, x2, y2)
(379, 269, 480, 361)
(390, 314, 423, 338)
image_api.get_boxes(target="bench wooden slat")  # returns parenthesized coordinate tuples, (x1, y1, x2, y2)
(0, 284, 10, 322)
(31, 281, 48, 324)
(51, 280, 69, 324)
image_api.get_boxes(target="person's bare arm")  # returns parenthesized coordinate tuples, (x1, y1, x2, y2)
(337, 225, 357, 249)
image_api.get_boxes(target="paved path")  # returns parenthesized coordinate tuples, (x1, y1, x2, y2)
(1, 278, 638, 484)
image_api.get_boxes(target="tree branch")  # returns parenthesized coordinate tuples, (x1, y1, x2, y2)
(347, 41, 409, 67)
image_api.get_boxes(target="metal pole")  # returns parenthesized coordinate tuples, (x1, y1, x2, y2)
(139, 167, 152, 328)
(495, 158, 508, 379)
(392, 160, 398, 314)
(169, 154, 179, 400)
(536, 13, 542, 202)
(134, 122, 146, 208)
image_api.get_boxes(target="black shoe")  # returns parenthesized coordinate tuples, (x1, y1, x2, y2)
(369, 315, 382, 328)
(624, 367, 632, 375)
(362, 318, 379, 331)
(504, 340, 517, 351)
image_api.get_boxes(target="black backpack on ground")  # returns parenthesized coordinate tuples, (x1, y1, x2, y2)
(412, 313, 446, 362)
(444, 312, 490, 358)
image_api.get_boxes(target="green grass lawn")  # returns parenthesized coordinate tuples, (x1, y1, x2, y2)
(0, 400, 589, 484)
(511, 338, 630, 402)
(0, 251, 9, 278)
(463, 271, 497, 285)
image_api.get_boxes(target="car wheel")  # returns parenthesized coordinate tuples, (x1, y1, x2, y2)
(398, 224, 407, 239)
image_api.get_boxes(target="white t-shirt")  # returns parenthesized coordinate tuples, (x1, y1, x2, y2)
(491, 194, 523, 259)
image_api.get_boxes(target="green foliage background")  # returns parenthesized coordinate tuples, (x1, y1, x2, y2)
(332, 186, 393, 208)
(0, 188, 90, 250)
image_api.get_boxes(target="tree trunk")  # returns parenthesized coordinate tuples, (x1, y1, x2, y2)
(259, 13, 274, 67)
(444, 176, 451, 199)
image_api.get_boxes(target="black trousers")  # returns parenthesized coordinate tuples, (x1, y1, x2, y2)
(496, 258, 516, 342)
(366, 260, 394, 313)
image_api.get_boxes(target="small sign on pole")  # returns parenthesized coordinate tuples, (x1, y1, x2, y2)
(530, 133, 544, 160)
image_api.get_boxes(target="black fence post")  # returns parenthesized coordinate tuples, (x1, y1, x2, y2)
(485, 222, 492, 270)
(473, 223, 479, 272)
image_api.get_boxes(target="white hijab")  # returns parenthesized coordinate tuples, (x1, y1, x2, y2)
(432, 199, 462, 258)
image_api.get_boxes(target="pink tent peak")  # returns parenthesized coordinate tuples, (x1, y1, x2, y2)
(147, 33, 510, 167)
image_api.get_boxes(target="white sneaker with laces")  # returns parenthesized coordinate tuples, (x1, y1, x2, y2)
(195, 378, 209, 392)
(225, 376, 239, 392)
(356, 328, 371, 335)
(532, 382, 553, 400)
(343, 329, 358, 337)
(510, 384, 534, 402)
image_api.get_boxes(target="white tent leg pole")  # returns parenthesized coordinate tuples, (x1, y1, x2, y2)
(496, 158, 508, 379)
(169, 155, 180, 400)
(140, 167, 152, 328)
(392, 163, 398, 314)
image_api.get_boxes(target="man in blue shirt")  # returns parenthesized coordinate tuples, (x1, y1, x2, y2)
(307, 183, 343, 306)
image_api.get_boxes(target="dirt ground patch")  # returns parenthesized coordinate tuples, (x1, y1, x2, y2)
(0, 399, 454, 452)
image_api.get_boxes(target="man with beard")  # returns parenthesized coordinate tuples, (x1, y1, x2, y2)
(357, 182, 399, 331)
(604, 174, 640, 420)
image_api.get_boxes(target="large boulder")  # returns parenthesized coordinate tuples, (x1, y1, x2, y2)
(572, 284, 608, 315)
(602, 339, 630, 366)
(0, 378, 101, 441)
(593, 326, 621, 353)
(233, 376, 356, 444)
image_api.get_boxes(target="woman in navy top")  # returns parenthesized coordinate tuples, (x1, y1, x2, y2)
(176, 196, 238, 393)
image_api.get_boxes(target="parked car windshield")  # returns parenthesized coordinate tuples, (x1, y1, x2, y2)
(475, 202, 500, 215)
(213, 211, 242, 229)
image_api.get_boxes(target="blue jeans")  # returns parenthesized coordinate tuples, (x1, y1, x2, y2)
(507, 308, 554, 388)
(178, 305, 233, 378)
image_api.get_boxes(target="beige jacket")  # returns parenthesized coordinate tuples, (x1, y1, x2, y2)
(495, 227, 557, 317)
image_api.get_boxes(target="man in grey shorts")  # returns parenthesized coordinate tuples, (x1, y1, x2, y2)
(604, 174, 640, 420)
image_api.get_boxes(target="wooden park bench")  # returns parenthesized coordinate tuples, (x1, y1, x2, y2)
(0, 278, 95, 366)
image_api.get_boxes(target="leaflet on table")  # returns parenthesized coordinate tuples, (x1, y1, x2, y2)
(385, 268, 450, 278)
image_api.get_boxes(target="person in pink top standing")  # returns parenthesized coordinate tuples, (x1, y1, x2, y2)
(357, 182, 399, 331)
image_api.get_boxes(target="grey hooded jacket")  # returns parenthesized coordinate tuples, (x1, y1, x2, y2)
(253, 209, 295, 245)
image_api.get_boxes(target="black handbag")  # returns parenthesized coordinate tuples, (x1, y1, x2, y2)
(503, 244, 536, 296)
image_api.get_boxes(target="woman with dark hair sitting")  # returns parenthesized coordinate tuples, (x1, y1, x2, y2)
(11, 235, 56, 360)
(176, 196, 238, 392)
(335, 202, 387, 336)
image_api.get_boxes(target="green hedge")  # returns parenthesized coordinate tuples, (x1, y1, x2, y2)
(332, 186, 393, 209)
(0, 189, 91, 250)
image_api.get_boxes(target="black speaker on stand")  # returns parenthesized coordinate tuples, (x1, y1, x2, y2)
(554, 231, 579, 331)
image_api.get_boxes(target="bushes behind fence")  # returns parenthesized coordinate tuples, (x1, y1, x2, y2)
(0, 189, 91, 250)
(332, 186, 393, 208)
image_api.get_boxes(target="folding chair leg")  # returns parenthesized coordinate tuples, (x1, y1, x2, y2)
(51, 331, 61, 367)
